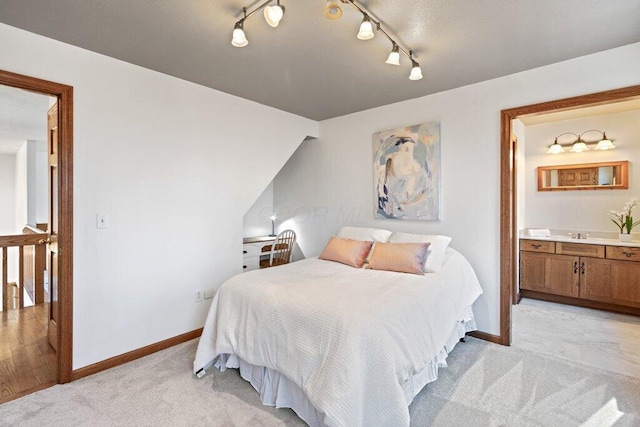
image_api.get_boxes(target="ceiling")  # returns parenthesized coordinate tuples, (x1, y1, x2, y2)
(0, 0, 639, 121)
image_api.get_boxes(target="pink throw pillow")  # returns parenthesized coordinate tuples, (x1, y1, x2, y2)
(319, 236, 374, 268)
(366, 242, 430, 275)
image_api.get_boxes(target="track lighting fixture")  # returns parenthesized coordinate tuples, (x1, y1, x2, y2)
(264, 0, 285, 27)
(230, 0, 423, 81)
(546, 130, 616, 154)
(357, 15, 374, 40)
(409, 53, 423, 80)
(232, 21, 248, 47)
(386, 43, 400, 65)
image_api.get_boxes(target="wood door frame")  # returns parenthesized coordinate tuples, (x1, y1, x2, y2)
(499, 84, 640, 345)
(0, 69, 74, 383)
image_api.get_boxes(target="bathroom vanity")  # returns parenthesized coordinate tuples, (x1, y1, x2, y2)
(520, 235, 640, 314)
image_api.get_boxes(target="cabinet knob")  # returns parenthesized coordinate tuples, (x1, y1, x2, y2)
(621, 251, 636, 258)
(532, 244, 542, 249)
(243, 265, 247, 269)
(580, 261, 585, 275)
(243, 250, 248, 254)
(573, 261, 578, 274)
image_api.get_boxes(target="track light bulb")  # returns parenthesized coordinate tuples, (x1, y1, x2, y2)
(324, 0, 342, 19)
(386, 44, 400, 65)
(264, 3, 285, 27)
(409, 59, 423, 80)
(232, 22, 248, 47)
(357, 15, 374, 40)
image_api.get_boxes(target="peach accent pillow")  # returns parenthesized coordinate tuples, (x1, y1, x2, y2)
(319, 236, 374, 268)
(366, 242, 430, 275)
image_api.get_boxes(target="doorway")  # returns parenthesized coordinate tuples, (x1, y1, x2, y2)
(499, 84, 640, 346)
(0, 69, 73, 397)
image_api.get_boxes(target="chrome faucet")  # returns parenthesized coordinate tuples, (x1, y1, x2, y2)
(568, 232, 589, 239)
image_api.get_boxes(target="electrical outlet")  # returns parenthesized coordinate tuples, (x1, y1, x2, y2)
(194, 289, 203, 302)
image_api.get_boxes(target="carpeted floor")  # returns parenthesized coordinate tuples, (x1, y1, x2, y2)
(1, 337, 639, 426)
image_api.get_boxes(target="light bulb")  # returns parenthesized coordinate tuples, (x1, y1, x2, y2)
(324, 0, 342, 19)
(409, 60, 423, 80)
(570, 141, 588, 153)
(264, 4, 285, 27)
(547, 140, 565, 154)
(595, 134, 615, 150)
(357, 16, 374, 40)
(386, 44, 400, 65)
(231, 22, 248, 47)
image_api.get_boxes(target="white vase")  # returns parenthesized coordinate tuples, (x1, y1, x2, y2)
(619, 233, 632, 242)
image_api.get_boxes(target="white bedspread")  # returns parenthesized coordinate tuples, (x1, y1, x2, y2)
(194, 249, 483, 427)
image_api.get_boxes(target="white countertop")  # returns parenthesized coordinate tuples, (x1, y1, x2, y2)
(521, 234, 640, 248)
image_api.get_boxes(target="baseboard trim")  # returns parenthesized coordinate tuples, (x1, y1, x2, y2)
(71, 328, 203, 381)
(468, 330, 504, 345)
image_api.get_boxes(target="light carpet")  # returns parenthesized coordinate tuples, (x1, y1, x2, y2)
(2, 337, 639, 426)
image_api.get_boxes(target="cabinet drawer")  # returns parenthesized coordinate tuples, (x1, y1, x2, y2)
(242, 244, 258, 257)
(556, 242, 604, 258)
(242, 256, 259, 272)
(520, 239, 555, 253)
(606, 246, 640, 262)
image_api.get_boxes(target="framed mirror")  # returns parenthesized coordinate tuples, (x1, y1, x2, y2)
(537, 160, 629, 191)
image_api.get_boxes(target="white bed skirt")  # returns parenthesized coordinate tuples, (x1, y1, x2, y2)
(214, 306, 477, 427)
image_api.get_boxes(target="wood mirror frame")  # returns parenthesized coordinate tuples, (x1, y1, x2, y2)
(537, 160, 629, 191)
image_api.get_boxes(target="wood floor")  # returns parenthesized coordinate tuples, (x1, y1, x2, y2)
(0, 303, 56, 404)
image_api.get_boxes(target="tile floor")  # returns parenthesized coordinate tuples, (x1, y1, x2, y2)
(512, 298, 640, 379)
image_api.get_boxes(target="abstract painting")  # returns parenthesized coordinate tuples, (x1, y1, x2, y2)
(373, 122, 440, 220)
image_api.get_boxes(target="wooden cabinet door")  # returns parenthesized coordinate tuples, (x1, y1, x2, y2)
(558, 168, 597, 186)
(581, 258, 640, 308)
(520, 252, 579, 297)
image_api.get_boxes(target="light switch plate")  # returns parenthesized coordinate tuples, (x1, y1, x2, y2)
(97, 214, 108, 229)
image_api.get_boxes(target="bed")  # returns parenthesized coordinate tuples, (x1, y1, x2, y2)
(193, 238, 483, 427)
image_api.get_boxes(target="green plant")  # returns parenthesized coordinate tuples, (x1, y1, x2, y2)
(607, 198, 640, 234)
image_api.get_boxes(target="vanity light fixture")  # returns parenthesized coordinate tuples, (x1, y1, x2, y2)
(547, 130, 616, 154)
(230, 0, 423, 80)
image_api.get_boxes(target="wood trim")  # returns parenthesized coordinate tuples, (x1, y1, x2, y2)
(500, 105, 513, 346)
(0, 69, 74, 384)
(71, 328, 203, 381)
(0, 233, 48, 247)
(468, 330, 503, 344)
(521, 290, 640, 316)
(500, 84, 640, 346)
(2, 247, 7, 312)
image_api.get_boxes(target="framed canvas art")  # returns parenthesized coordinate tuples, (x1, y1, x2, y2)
(373, 122, 441, 220)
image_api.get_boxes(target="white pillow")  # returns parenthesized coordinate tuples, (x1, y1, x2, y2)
(336, 226, 392, 243)
(387, 232, 452, 272)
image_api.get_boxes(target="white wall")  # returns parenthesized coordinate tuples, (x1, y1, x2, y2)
(524, 110, 640, 235)
(0, 153, 17, 235)
(513, 119, 527, 231)
(273, 140, 328, 261)
(14, 142, 27, 231)
(25, 140, 48, 226)
(273, 42, 640, 336)
(0, 23, 318, 369)
(243, 182, 274, 238)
